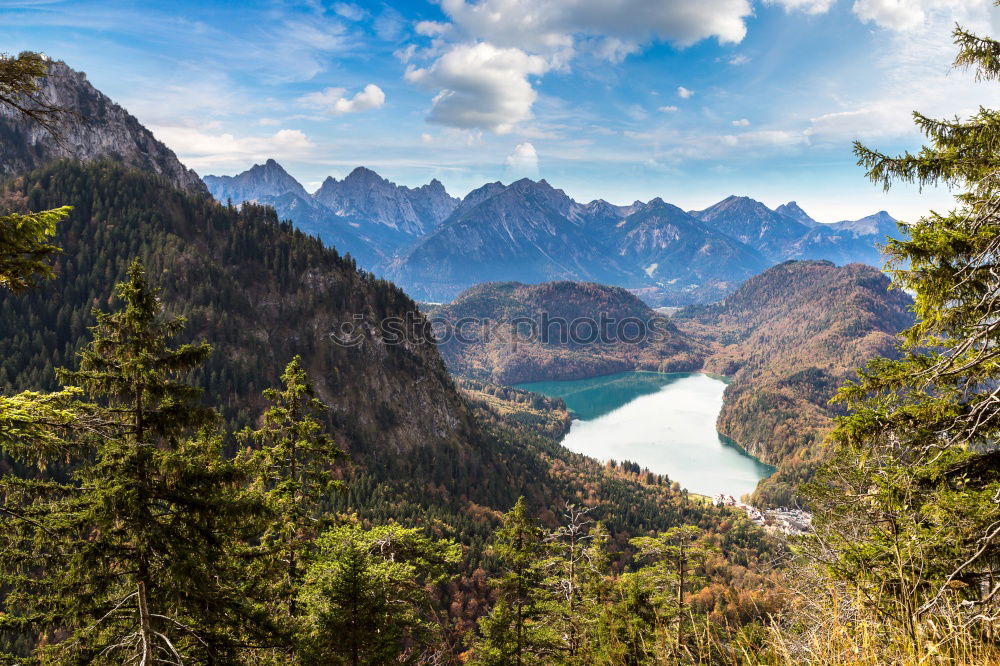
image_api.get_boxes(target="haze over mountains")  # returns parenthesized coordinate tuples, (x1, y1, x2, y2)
(205, 160, 903, 305)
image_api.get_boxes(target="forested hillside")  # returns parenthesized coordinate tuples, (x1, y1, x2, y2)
(674, 260, 914, 505)
(430, 280, 705, 384)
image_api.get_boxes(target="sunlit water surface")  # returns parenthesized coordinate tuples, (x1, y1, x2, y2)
(515, 371, 773, 498)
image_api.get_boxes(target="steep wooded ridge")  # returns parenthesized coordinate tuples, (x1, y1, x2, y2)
(0, 60, 207, 195)
(207, 159, 903, 306)
(674, 260, 914, 505)
(429, 281, 705, 384)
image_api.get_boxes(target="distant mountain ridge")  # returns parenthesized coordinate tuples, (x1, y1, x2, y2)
(203, 161, 903, 306)
(0, 60, 207, 195)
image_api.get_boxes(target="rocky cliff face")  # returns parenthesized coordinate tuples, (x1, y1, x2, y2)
(203, 158, 309, 203)
(313, 166, 458, 235)
(0, 60, 207, 195)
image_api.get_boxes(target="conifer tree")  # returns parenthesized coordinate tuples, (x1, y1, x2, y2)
(299, 522, 461, 666)
(808, 5, 1000, 650)
(0, 51, 70, 291)
(238, 356, 345, 643)
(0, 261, 270, 664)
(631, 526, 712, 660)
(472, 497, 560, 666)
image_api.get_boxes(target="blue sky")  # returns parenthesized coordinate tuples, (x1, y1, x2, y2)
(2, 0, 999, 221)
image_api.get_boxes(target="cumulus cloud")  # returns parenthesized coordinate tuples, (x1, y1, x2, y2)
(505, 141, 540, 175)
(728, 54, 750, 65)
(732, 118, 750, 126)
(677, 86, 694, 99)
(765, 0, 834, 14)
(150, 126, 315, 169)
(438, 0, 752, 56)
(659, 105, 679, 112)
(402, 0, 753, 134)
(405, 43, 548, 133)
(298, 84, 385, 115)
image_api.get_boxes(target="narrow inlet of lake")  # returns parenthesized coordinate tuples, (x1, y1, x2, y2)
(514, 371, 773, 498)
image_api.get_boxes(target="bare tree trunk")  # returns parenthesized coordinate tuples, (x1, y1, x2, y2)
(138, 581, 154, 666)
(676, 541, 684, 664)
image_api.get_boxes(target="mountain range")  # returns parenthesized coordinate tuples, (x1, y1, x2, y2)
(204, 161, 903, 305)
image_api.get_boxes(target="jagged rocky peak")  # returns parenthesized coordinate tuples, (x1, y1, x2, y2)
(203, 158, 309, 204)
(775, 201, 818, 227)
(313, 166, 457, 234)
(455, 181, 508, 215)
(0, 60, 208, 195)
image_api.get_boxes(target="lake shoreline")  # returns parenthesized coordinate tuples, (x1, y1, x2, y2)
(514, 371, 774, 498)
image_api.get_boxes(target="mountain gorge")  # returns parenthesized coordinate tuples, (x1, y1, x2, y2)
(206, 160, 903, 305)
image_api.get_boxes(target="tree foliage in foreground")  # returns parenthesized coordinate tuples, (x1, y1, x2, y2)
(0, 262, 272, 664)
(803, 7, 1000, 657)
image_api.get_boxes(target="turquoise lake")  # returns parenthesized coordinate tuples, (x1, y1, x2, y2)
(515, 371, 774, 498)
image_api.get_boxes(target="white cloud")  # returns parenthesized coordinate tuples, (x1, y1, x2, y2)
(766, 0, 835, 14)
(150, 126, 315, 169)
(677, 86, 694, 99)
(505, 141, 540, 175)
(394, 44, 418, 63)
(421, 132, 434, 143)
(415, 20, 450, 37)
(659, 105, 679, 112)
(332, 3, 367, 21)
(438, 0, 753, 58)
(732, 118, 750, 126)
(852, 0, 984, 32)
(728, 54, 750, 65)
(405, 42, 549, 133)
(373, 7, 406, 40)
(298, 84, 386, 115)
(402, 0, 753, 135)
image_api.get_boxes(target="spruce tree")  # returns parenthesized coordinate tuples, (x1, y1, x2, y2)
(631, 526, 712, 660)
(0, 261, 269, 663)
(237, 356, 345, 648)
(0, 51, 70, 291)
(472, 497, 560, 666)
(299, 523, 460, 665)
(808, 5, 1000, 651)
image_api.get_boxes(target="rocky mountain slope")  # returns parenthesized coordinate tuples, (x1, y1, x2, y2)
(691, 195, 812, 261)
(205, 160, 902, 306)
(203, 162, 458, 265)
(313, 166, 457, 235)
(0, 60, 206, 195)
(428, 281, 705, 384)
